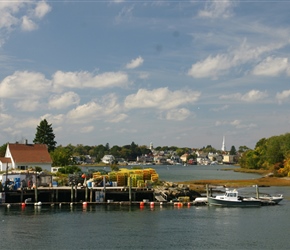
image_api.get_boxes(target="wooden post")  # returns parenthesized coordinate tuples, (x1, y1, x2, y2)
(20, 183, 23, 203)
(85, 186, 88, 201)
(75, 185, 77, 202)
(103, 176, 106, 202)
(256, 185, 259, 199)
(128, 176, 132, 203)
(71, 185, 74, 202)
(34, 172, 38, 202)
(51, 189, 54, 203)
(56, 189, 58, 202)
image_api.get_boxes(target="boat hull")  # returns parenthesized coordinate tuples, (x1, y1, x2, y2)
(208, 197, 261, 207)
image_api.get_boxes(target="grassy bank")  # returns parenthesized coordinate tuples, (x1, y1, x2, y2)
(178, 167, 290, 192)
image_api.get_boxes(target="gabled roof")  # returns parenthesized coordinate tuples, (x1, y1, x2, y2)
(0, 157, 11, 163)
(8, 143, 52, 164)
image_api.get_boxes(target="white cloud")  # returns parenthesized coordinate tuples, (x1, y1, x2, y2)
(188, 54, 231, 79)
(165, 108, 191, 121)
(34, 0, 52, 19)
(21, 15, 38, 31)
(49, 92, 80, 110)
(216, 119, 257, 129)
(220, 90, 268, 102)
(241, 90, 268, 102)
(52, 70, 129, 90)
(188, 41, 286, 79)
(252, 57, 289, 76)
(198, 0, 235, 19)
(0, 1, 51, 41)
(276, 90, 290, 103)
(66, 102, 103, 123)
(126, 56, 144, 69)
(14, 99, 40, 112)
(0, 71, 51, 99)
(124, 87, 201, 110)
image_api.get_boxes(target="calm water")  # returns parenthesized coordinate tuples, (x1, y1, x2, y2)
(1, 165, 290, 250)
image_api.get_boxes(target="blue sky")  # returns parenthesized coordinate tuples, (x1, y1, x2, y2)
(0, 0, 290, 150)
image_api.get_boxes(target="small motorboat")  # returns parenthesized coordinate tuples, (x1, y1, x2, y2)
(258, 194, 283, 204)
(207, 189, 261, 207)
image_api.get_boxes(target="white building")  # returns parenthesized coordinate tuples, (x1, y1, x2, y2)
(101, 155, 115, 164)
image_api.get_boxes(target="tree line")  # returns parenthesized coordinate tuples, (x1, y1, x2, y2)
(239, 133, 290, 177)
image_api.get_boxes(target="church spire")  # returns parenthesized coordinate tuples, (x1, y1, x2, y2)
(221, 136, 226, 152)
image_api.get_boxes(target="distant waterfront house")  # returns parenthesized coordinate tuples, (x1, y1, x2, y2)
(222, 155, 235, 164)
(180, 153, 189, 163)
(0, 142, 52, 172)
(101, 155, 115, 164)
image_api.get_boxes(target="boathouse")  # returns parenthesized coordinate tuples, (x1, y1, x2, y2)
(0, 142, 52, 172)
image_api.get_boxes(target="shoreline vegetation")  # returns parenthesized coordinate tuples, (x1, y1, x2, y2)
(179, 167, 290, 192)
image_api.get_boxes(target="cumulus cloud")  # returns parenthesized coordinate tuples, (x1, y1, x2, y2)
(49, 92, 80, 110)
(188, 41, 285, 79)
(276, 90, 290, 103)
(220, 90, 268, 102)
(252, 57, 289, 76)
(52, 70, 129, 90)
(198, 0, 236, 19)
(14, 99, 40, 112)
(124, 87, 201, 110)
(34, 0, 52, 19)
(0, 71, 51, 99)
(188, 54, 231, 79)
(66, 102, 103, 123)
(165, 108, 191, 121)
(0, 1, 51, 37)
(21, 16, 38, 31)
(126, 56, 144, 69)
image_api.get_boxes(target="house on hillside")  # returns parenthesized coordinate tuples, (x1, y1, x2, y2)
(0, 142, 52, 172)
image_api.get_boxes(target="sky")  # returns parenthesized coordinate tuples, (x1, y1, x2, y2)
(0, 0, 290, 150)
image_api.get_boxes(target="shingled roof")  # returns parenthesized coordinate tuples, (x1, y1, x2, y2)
(8, 143, 52, 164)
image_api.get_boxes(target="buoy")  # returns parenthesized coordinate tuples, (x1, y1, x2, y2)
(7, 204, 11, 208)
(59, 203, 62, 207)
(82, 202, 87, 206)
(187, 202, 191, 207)
(150, 202, 154, 208)
(70, 203, 73, 207)
(21, 203, 26, 207)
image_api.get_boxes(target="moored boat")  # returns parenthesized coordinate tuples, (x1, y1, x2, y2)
(207, 189, 261, 207)
(259, 194, 283, 204)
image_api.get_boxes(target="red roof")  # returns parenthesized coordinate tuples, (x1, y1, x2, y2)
(0, 157, 11, 163)
(8, 143, 52, 164)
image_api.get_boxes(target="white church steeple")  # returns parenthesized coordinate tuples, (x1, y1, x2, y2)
(221, 136, 226, 152)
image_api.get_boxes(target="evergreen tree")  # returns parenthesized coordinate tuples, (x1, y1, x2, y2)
(33, 119, 57, 152)
(230, 145, 237, 155)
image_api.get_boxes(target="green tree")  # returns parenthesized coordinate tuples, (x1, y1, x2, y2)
(33, 119, 57, 152)
(230, 145, 237, 155)
(0, 143, 7, 157)
(50, 146, 74, 166)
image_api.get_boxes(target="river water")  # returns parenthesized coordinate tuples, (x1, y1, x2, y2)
(1, 165, 290, 250)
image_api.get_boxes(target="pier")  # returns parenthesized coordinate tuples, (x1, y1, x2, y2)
(1, 186, 154, 204)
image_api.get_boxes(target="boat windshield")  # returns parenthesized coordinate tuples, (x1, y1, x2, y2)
(226, 192, 237, 197)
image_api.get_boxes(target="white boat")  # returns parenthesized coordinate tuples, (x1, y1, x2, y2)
(207, 189, 261, 207)
(259, 194, 283, 204)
